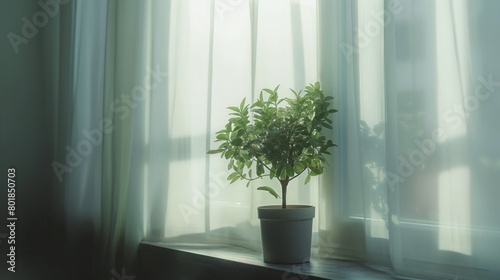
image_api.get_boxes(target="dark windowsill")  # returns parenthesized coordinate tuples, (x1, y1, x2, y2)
(138, 242, 400, 280)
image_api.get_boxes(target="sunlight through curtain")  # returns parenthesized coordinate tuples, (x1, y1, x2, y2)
(153, 0, 321, 252)
(58, 0, 500, 279)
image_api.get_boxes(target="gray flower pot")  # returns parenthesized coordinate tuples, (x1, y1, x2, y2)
(257, 205, 315, 264)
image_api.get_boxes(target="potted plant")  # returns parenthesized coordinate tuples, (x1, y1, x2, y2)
(208, 82, 337, 263)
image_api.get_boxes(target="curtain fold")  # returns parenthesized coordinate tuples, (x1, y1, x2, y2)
(100, 0, 161, 277)
(317, 0, 368, 261)
(54, 0, 108, 278)
(56, 0, 159, 278)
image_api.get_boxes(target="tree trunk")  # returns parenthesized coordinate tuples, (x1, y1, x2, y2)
(280, 180, 288, 208)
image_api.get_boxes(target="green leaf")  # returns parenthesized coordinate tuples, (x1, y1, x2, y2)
(224, 150, 234, 159)
(231, 138, 243, 146)
(257, 186, 280, 199)
(230, 130, 238, 140)
(275, 166, 283, 180)
(317, 89, 325, 99)
(236, 129, 245, 137)
(279, 168, 287, 180)
(227, 106, 240, 113)
(263, 88, 274, 95)
(294, 162, 305, 173)
(321, 122, 333, 129)
(227, 172, 239, 181)
(239, 98, 246, 111)
(230, 175, 240, 184)
(207, 149, 223, 154)
(286, 164, 294, 177)
(216, 134, 229, 141)
(257, 163, 265, 176)
(304, 173, 311, 185)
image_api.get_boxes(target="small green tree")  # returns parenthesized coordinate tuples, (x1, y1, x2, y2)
(208, 82, 337, 208)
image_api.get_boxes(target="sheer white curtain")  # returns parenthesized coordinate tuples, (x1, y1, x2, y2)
(146, 0, 321, 251)
(57, 0, 321, 277)
(56, 0, 500, 279)
(383, 1, 500, 279)
(322, 0, 500, 279)
(56, 0, 165, 278)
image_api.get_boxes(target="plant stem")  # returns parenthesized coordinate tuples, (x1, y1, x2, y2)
(280, 179, 288, 209)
